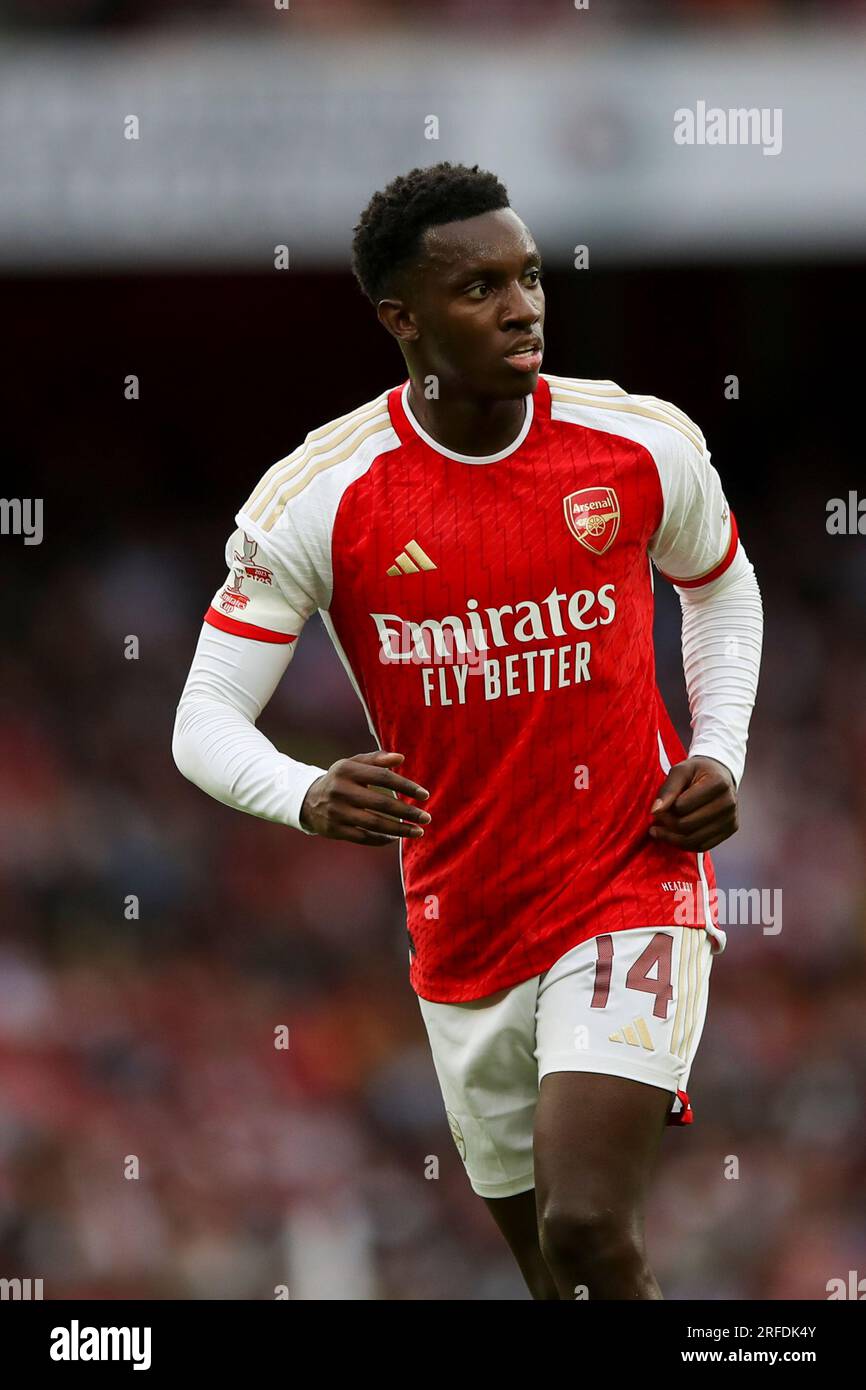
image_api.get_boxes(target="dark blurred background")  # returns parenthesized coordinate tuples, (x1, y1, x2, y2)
(1, 0, 865, 1299)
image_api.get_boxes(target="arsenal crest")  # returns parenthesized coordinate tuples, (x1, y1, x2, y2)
(563, 486, 621, 554)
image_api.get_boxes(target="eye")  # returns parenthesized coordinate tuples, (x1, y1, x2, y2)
(525, 267, 543, 286)
(466, 282, 490, 299)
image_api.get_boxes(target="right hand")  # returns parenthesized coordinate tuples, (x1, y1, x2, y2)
(299, 750, 431, 845)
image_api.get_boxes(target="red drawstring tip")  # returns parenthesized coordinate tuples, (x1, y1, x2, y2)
(667, 1087, 694, 1125)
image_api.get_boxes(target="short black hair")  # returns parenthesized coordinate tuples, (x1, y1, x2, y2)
(351, 161, 510, 305)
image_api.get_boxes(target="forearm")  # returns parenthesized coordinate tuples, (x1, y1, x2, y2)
(172, 622, 327, 833)
(677, 545, 763, 788)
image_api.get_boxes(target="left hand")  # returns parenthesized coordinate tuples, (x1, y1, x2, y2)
(649, 755, 738, 852)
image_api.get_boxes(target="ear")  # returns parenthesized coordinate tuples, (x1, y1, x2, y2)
(377, 298, 420, 344)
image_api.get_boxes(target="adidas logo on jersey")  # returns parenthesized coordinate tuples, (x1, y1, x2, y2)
(387, 540, 437, 576)
(609, 1017, 655, 1051)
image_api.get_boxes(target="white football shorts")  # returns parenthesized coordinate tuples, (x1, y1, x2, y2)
(417, 925, 714, 1198)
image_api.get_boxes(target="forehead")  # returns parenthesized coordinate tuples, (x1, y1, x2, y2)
(419, 207, 537, 278)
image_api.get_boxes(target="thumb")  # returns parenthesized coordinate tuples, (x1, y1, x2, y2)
(650, 761, 693, 815)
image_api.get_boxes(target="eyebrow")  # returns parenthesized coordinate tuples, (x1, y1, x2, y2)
(449, 251, 543, 283)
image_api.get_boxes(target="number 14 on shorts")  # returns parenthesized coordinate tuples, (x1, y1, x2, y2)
(539, 927, 712, 1075)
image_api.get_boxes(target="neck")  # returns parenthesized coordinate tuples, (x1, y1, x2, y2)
(406, 378, 528, 457)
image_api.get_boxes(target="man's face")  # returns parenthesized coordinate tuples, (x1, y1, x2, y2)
(386, 207, 545, 399)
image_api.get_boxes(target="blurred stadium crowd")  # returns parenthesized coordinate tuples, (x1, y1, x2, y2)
(2, 256, 865, 1299)
(4, 0, 866, 32)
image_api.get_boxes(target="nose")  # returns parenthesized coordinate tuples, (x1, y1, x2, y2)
(501, 280, 541, 329)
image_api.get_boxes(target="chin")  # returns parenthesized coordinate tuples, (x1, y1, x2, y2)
(501, 370, 539, 398)
(480, 365, 532, 397)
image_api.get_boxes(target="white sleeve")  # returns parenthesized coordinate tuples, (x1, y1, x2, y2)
(172, 523, 329, 833)
(648, 432, 738, 587)
(676, 544, 763, 789)
(645, 418, 761, 786)
(172, 621, 327, 833)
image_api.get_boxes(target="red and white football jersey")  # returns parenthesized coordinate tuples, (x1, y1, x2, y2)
(206, 374, 739, 1002)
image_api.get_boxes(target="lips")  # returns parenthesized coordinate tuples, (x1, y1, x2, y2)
(504, 341, 543, 373)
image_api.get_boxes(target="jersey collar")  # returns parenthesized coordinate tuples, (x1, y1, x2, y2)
(388, 374, 550, 464)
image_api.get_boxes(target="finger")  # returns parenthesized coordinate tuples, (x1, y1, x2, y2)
(675, 823, 738, 852)
(650, 811, 733, 839)
(343, 807, 426, 840)
(650, 826, 729, 852)
(665, 776, 734, 817)
(333, 823, 400, 847)
(649, 813, 736, 851)
(650, 762, 694, 814)
(650, 805, 734, 841)
(344, 788, 432, 824)
(656, 792, 736, 834)
(348, 761, 431, 801)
